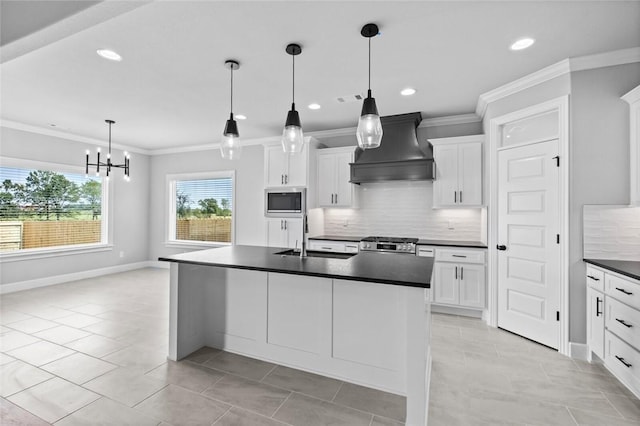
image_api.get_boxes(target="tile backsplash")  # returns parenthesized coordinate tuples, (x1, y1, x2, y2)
(583, 205, 640, 261)
(321, 181, 484, 241)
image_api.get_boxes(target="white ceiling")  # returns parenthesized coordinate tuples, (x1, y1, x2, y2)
(1, 1, 639, 151)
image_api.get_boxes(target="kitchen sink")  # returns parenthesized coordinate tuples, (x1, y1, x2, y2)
(274, 249, 356, 259)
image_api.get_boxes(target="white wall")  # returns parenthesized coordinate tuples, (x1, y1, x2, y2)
(0, 126, 151, 286)
(147, 144, 265, 263)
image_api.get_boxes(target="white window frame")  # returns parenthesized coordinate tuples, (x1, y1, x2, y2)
(166, 170, 236, 248)
(0, 156, 112, 262)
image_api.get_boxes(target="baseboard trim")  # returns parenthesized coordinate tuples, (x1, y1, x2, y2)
(431, 304, 484, 319)
(0, 261, 166, 294)
(569, 342, 589, 361)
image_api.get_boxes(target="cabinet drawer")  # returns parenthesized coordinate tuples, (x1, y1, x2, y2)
(606, 274, 640, 310)
(586, 266, 605, 292)
(308, 241, 346, 252)
(436, 249, 485, 264)
(607, 297, 640, 349)
(605, 330, 640, 396)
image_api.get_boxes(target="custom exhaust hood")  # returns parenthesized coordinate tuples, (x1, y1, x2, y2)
(349, 112, 434, 183)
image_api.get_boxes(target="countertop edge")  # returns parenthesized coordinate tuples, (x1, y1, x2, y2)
(584, 259, 640, 281)
(159, 257, 430, 289)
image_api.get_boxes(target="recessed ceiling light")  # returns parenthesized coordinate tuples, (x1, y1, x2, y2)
(308, 103, 321, 110)
(400, 88, 416, 96)
(96, 49, 122, 61)
(235, 114, 247, 120)
(510, 38, 535, 51)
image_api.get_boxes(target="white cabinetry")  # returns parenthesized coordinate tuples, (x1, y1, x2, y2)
(308, 239, 359, 253)
(317, 147, 354, 207)
(587, 263, 640, 398)
(265, 138, 319, 188)
(433, 248, 486, 309)
(586, 265, 605, 361)
(266, 218, 303, 249)
(429, 135, 484, 208)
(622, 85, 640, 205)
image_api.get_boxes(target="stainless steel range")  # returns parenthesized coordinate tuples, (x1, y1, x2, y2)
(359, 236, 419, 254)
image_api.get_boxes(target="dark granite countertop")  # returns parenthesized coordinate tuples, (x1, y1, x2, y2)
(159, 245, 432, 288)
(584, 259, 640, 281)
(417, 239, 487, 249)
(308, 235, 363, 242)
(309, 235, 487, 249)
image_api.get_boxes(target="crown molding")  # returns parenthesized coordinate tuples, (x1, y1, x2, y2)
(1, 119, 151, 155)
(475, 59, 571, 119)
(150, 135, 281, 156)
(570, 46, 640, 73)
(476, 47, 640, 120)
(622, 84, 640, 104)
(419, 113, 481, 128)
(307, 126, 357, 139)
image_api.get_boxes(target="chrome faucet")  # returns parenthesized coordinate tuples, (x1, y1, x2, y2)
(299, 213, 307, 258)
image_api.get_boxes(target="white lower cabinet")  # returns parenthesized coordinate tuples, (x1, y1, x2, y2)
(587, 286, 605, 360)
(433, 248, 486, 309)
(587, 263, 640, 397)
(266, 218, 303, 249)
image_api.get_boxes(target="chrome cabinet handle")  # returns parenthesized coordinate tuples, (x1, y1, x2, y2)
(334, 193, 338, 204)
(452, 255, 467, 258)
(461, 266, 464, 280)
(616, 287, 633, 295)
(280, 220, 283, 230)
(616, 318, 633, 328)
(459, 191, 462, 203)
(596, 297, 602, 317)
(331, 194, 334, 204)
(587, 275, 600, 281)
(615, 355, 632, 368)
(454, 191, 457, 203)
(285, 174, 288, 184)
(284, 220, 287, 230)
(455, 266, 458, 280)
(281, 174, 284, 185)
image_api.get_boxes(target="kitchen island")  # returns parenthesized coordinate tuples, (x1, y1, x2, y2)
(160, 245, 433, 426)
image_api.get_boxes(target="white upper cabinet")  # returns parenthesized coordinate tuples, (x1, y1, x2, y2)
(430, 135, 484, 208)
(622, 85, 640, 205)
(265, 137, 322, 188)
(317, 147, 354, 208)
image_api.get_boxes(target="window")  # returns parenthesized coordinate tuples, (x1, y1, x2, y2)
(0, 160, 108, 255)
(167, 171, 235, 245)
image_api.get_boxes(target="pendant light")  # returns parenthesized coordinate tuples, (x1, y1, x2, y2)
(281, 43, 304, 154)
(85, 119, 130, 180)
(356, 23, 383, 150)
(221, 60, 242, 160)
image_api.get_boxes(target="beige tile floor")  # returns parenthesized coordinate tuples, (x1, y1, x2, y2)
(0, 268, 638, 425)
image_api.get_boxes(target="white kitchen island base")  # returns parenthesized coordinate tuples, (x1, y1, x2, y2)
(168, 263, 432, 426)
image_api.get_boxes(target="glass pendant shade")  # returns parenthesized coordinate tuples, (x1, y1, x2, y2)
(221, 114, 241, 160)
(281, 103, 304, 154)
(356, 91, 383, 149)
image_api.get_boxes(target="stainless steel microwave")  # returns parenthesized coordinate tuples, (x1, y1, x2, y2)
(265, 188, 306, 217)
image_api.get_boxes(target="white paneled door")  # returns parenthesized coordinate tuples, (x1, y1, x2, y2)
(497, 139, 560, 349)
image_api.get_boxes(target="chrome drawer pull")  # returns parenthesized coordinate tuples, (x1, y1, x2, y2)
(615, 355, 632, 368)
(587, 275, 600, 281)
(615, 318, 633, 328)
(616, 287, 633, 295)
(452, 255, 467, 258)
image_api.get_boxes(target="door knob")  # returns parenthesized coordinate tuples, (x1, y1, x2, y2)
(496, 245, 507, 251)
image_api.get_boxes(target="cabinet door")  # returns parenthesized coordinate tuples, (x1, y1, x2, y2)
(266, 218, 286, 247)
(434, 262, 458, 305)
(458, 142, 483, 206)
(334, 151, 353, 207)
(458, 264, 485, 308)
(587, 287, 605, 360)
(266, 146, 288, 187)
(433, 144, 459, 207)
(285, 219, 303, 249)
(317, 154, 336, 207)
(286, 144, 308, 186)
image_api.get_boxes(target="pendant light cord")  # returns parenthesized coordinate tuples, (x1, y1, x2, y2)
(368, 36, 371, 92)
(230, 66, 234, 114)
(292, 54, 295, 105)
(108, 121, 112, 155)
